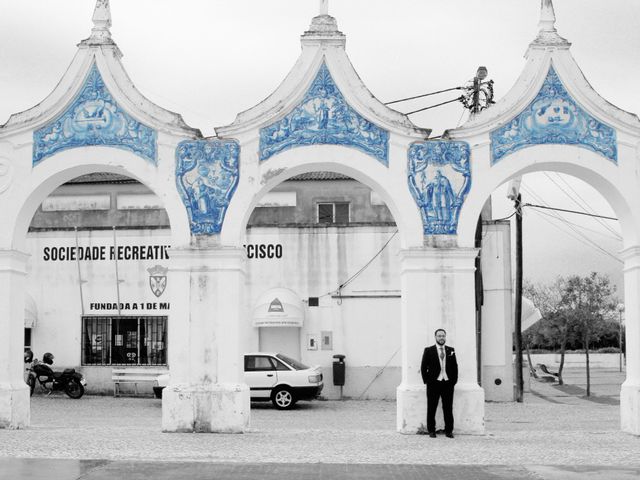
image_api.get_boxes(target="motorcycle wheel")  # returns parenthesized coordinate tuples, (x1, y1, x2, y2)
(65, 379, 85, 399)
(27, 376, 35, 397)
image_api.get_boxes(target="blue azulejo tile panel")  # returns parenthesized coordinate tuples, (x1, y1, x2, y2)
(491, 66, 616, 164)
(175, 139, 240, 235)
(408, 141, 471, 235)
(33, 63, 157, 166)
(259, 63, 389, 165)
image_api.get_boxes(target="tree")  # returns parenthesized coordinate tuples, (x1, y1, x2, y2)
(559, 273, 616, 396)
(524, 278, 574, 385)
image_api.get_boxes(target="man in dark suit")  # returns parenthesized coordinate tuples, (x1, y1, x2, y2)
(421, 328, 458, 438)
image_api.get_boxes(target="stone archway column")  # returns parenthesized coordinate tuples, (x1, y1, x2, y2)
(620, 246, 640, 435)
(0, 250, 30, 429)
(397, 247, 484, 434)
(162, 246, 250, 433)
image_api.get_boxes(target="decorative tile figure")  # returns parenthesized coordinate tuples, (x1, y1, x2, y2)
(33, 63, 157, 165)
(176, 139, 240, 235)
(408, 141, 471, 235)
(491, 66, 616, 164)
(260, 63, 389, 165)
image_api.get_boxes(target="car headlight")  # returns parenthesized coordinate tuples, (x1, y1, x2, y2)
(308, 374, 321, 383)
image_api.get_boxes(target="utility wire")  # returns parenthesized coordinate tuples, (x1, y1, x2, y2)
(405, 97, 463, 115)
(321, 229, 399, 299)
(384, 86, 463, 106)
(548, 172, 621, 239)
(526, 209, 622, 241)
(523, 203, 618, 221)
(521, 185, 622, 263)
(528, 208, 623, 264)
(493, 211, 518, 222)
(494, 206, 619, 240)
(338, 230, 399, 291)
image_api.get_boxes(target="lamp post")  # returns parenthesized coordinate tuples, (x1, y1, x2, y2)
(617, 304, 625, 372)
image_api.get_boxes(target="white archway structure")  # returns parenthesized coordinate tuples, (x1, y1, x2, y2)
(214, 8, 484, 434)
(0, 2, 203, 429)
(450, 1, 640, 434)
(1, 0, 639, 437)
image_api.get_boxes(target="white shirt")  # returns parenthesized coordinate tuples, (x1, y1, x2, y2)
(437, 346, 449, 381)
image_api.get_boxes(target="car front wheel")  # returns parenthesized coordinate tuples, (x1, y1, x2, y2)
(271, 387, 296, 410)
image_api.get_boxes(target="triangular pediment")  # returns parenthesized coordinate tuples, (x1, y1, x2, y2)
(259, 62, 390, 165)
(1, 1, 200, 150)
(33, 63, 158, 166)
(447, 0, 640, 148)
(216, 14, 429, 146)
(490, 65, 617, 164)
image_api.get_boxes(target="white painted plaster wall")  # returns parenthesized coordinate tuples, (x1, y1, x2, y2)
(25, 225, 405, 397)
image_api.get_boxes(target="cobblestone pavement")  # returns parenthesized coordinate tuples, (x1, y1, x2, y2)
(0, 368, 638, 479)
(2, 458, 640, 480)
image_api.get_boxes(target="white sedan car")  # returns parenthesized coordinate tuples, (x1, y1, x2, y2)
(154, 353, 323, 410)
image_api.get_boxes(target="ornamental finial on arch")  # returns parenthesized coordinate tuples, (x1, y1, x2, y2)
(81, 0, 115, 46)
(532, 0, 570, 47)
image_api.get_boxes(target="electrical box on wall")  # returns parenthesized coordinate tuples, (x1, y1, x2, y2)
(321, 331, 333, 350)
(307, 334, 318, 350)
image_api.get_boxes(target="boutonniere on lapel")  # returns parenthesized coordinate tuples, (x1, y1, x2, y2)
(449, 350, 455, 356)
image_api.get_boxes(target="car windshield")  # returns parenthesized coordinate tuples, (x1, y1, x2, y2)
(276, 354, 309, 370)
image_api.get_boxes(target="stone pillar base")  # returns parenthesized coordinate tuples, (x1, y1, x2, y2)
(453, 382, 485, 434)
(397, 383, 427, 434)
(162, 383, 250, 433)
(0, 383, 30, 429)
(397, 382, 484, 435)
(621, 382, 640, 435)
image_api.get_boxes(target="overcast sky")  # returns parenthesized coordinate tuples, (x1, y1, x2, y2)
(0, 0, 638, 295)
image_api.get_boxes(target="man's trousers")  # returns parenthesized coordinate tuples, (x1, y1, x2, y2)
(426, 380, 455, 434)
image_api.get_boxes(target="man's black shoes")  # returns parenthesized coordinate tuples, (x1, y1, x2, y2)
(429, 432, 436, 438)
(445, 432, 454, 438)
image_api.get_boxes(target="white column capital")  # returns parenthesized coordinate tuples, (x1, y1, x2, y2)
(399, 247, 479, 273)
(0, 249, 30, 274)
(169, 246, 246, 273)
(620, 246, 640, 272)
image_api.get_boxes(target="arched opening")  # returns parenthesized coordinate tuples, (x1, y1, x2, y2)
(460, 147, 632, 408)
(241, 168, 403, 401)
(22, 166, 175, 396)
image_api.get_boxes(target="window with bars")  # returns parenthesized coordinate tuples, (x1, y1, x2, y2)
(317, 202, 350, 224)
(81, 316, 167, 366)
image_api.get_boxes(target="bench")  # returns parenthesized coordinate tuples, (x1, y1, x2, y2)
(112, 368, 168, 397)
(533, 363, 558, 383)
(538, 363, 559, 377)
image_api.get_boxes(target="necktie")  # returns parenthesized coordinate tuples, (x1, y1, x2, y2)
(440, 348, 444, 360)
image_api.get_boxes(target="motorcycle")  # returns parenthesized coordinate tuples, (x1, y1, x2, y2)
(26, 352, 87, 399)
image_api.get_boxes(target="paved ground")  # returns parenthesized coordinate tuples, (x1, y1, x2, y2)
(1, 367, 638, 479)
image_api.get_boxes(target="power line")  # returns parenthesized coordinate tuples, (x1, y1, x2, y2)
(321, 229, 399, 299)
(523, 203, 618, 221)
(527, 209, 622, 241)
(528, 208, 623, 264)
(549, 172, 621, 239)
(384, 86, 463, 106)
(405, 97, 463, 115)
(496, 205, 620, 240)
(520, 185, 622, 263)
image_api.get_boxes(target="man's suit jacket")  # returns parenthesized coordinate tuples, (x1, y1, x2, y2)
(421, 345, 458, 385)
